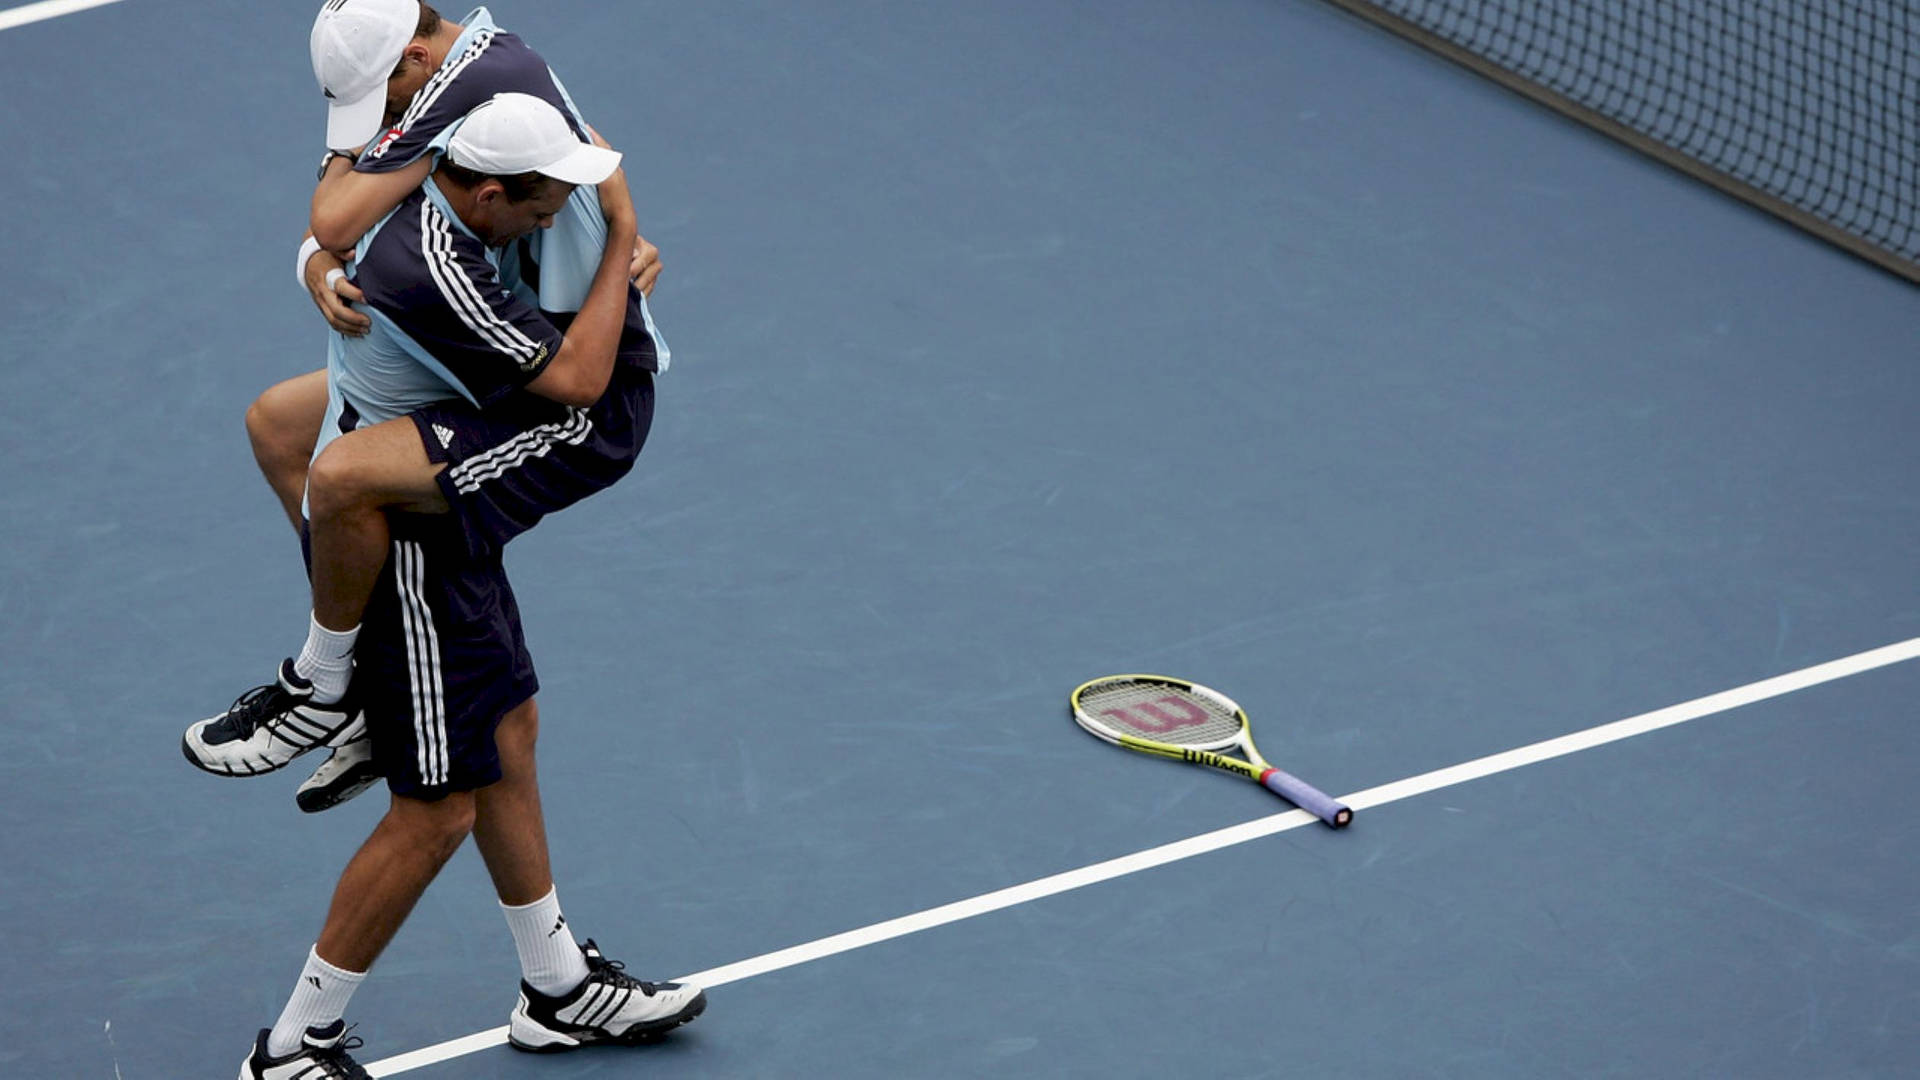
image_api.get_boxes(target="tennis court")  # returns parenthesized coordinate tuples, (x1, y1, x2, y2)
(2, 0, 1915, 1076)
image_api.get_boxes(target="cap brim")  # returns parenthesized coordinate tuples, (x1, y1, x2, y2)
(535, 143, 623, 186)
(325, 89, 389, 153)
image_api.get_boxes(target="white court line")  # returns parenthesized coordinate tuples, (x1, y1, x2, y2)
(367, 636, 1920, 1076)
(0, 0, 125, 32)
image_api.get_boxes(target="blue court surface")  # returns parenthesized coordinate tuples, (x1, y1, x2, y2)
(3, 0, 1917, 1076)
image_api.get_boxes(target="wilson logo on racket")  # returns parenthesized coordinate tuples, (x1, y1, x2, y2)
(1098, 697, 1210, 734)
(1180, 748, 1240, 770)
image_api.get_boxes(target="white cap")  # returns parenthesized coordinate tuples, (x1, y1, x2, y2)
(445, 93, 623, 185)
(310, 0, 419, 152)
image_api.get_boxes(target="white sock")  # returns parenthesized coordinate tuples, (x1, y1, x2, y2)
(266, 946, 366, 1059)
(293, 614, 359, 705)
(501, 886, 590, 997)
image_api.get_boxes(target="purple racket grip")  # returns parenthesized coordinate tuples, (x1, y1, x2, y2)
(1259, 766, 1353, 828)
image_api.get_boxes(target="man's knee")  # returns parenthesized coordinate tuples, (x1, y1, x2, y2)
(308, 421, 450, 519)
(497, 699, 540, 750)
(386, 791, 478, 863)
(246, 386, 313, 478)
(305, 437, 382, 520)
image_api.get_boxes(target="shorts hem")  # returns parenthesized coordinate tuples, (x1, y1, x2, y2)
(377, 678, 539, 799)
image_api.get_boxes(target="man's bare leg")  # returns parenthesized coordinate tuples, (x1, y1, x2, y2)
(242, 369, 452, 691)
(471, 698, 586, 994)
(305, 417, 450, 634)
(256, 789, 476, 1060)
(246, 370, 328, 535)
(471, 698, 555, 906)
(471, 699, 709, 1047)
(316, 791, 477, 971)
(183, 415, 452, 781)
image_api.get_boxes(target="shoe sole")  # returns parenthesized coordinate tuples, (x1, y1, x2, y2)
(507, 991, 706, 1054)
(181, 736, 281, 777)
(296, 760, 383, 813)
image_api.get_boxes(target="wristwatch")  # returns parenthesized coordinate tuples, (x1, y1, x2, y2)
(317, 149, 358, 180)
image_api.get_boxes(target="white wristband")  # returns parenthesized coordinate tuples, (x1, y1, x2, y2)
(296, 234, 324, 288)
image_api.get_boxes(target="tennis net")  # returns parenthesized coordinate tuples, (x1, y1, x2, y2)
(1317, 0, 1920, 282)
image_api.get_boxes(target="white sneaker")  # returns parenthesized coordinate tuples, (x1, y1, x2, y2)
(182, 659, 358, 777)
(296, 732, 381, 813)
(508, 940, 706, 1052)
(238, 1020, 368, 1079)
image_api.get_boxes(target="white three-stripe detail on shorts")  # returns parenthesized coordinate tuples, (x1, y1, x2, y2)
(394, 541, 449, 786)
(447, 409, 594, 494)
(376, 29, 495, 159)
(418, 201, 544, 366)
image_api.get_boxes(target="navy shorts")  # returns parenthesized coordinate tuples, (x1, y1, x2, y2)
(355, 513, 540, 799)
(409, 362, 654, 559)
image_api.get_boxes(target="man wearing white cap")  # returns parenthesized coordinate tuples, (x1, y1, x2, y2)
(207, 1, 671, 812)
(228, 93, 704, 1080)
(304, 0, 665, 306)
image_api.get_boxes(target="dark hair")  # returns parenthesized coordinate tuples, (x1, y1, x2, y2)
(388, 5, 444, 78)
(438, 161, 553, 203)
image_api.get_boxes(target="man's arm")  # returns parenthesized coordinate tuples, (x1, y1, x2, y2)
(311, 154, 437, 252)
(524, 171, 639, 407)
(584, 124, 662, 294)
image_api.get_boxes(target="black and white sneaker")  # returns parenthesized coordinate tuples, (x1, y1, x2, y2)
(183, 659, 359, 777)
(508, 940, 706, 1052)
(238, 1020, 369, 1079)
(296, 734, 382, 813)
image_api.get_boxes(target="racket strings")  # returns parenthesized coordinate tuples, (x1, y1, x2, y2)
(1076, 681, 1242, 747)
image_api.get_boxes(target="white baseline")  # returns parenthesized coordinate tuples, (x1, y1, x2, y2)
(0, 0, 128, 33)
(368, 636, 1920, 1076)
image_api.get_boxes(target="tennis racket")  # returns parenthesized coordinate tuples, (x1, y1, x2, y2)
(1071, 674, 1352, 828)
